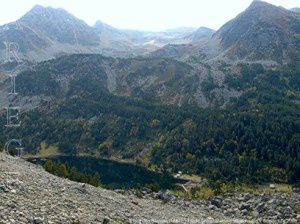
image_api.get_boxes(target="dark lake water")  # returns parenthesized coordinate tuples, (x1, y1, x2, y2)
(29, 156, 176, 190)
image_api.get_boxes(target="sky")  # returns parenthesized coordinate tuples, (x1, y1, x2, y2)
(0, 0, 299, 31)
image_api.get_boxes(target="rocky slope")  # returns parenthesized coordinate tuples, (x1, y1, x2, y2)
(0, 153, 236, 223)
(1, 153, 300, 223)
(0, 54, 239, 109)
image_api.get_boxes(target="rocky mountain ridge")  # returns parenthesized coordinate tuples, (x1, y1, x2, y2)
(0, 5, 214, 62)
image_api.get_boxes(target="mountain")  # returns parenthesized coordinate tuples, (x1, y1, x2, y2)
(0, 1, 299, 185)
(139, 27, 197, 46)
(19, 5, 99, 46)
(290, 8, 300, 13)
(1, 2, 298, 109)
(11, 54, 212, 107)
(186, 27, 215, 41)
(0, 5, 214, 62)
(212, 1, 300, 62)
(95, 23, 207, 48)
(0, 5, 102, 61)
(144, 27, 214, 45)
(151, 1, 300, 66)
(0, 53, 299, 184)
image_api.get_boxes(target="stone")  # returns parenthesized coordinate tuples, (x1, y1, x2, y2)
(256, 202, 265, 213)
(241, 209, 248, 216)
(211, 198, 222, 208)
(252, 211, 259, 217)
(33, 217, 44, 224)
(0, 153, 299, 223)
(244, 193, 252, 201)
(240, 203, 250, 211)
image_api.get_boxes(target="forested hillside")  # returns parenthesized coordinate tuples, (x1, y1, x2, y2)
(1, 54, 299, 184)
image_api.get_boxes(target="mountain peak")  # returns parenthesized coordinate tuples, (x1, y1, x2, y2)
(246, 0, 283, 14)
(20, 4, 71, 22)
(31, 4, 45, 11)
(94, 20, 114, 30)
(213, 0, 300, 62)
(249, 0, 271, 7)
(22, 5, 48, 17)
(17, 4, 100, 47)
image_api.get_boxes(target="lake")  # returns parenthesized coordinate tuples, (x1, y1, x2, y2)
(29, 156, 177, 190)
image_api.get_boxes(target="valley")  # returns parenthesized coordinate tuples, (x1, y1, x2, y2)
(0, 0, 300, 223)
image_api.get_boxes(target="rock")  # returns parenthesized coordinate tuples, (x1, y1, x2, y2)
(269, 184, 276, 189)
(211, 198, 222, 208)
(155, 190, 172, 202)
(131, 200, 138, 205)
(240, 203, 250, 211)
(0, 153, 299, 223)
(244, 193, 252, 201)
(252, 211, 259, 218)
(268, 208, 276, 216)
(241, 209, 248, 216)
(208, 205, 215, 210)
(283, 206, 293, 217)
(276, 212, 283, 219)
(256, 202, 265, 213)
(0, 184, 10, 193)
(268, 199, 275, 204)
(33, 217, 44, 224)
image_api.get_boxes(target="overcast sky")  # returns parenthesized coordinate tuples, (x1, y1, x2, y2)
(0, 0, 299, 31)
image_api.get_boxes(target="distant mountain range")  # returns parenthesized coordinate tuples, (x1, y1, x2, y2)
(0, 5, 214, 61)
(0, 1, 299, 109)
(1, 1, 298, 64)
